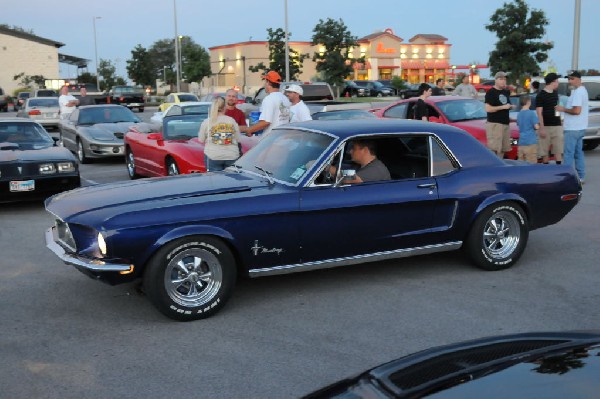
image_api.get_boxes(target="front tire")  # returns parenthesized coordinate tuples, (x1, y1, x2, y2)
(166, 158, 180, 175)
(77, 139, 89, 164)
(143, 236, 237, 321)
(126, 148, 140, 179)
(465, 202, 528, 271)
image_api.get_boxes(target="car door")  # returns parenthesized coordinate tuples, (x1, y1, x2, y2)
(298, 135, 440, 263)
(60, 109, 80, 152)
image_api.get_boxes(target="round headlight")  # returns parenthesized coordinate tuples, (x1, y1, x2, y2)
(98, 232, 107, 256)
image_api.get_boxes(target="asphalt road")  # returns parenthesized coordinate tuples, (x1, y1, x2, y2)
(1, 109, 599, 398)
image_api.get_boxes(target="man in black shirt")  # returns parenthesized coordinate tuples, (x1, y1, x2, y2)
(536, 72, 563, 164)
(432, 79, 445, 96)
(484, 71, 514, 157)
(414, 83, 432, 121)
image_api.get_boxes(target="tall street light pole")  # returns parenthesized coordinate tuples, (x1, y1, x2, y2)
(284, 0, 290, 82)
(93, 16, 101, 90)
(173, 0, 181, 92)
(572, 0, 581, 71)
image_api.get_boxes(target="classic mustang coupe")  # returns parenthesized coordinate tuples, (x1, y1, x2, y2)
(45, 119, 581, 321)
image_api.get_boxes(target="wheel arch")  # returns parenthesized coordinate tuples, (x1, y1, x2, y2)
(138, 225, 248, 279)
(468, 194, 530, 236)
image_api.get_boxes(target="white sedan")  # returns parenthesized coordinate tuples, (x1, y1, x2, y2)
(150, 101, 211, 124)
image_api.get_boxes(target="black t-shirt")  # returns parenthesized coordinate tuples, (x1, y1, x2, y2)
(535, 89, 561, 126)
(414, 99, 429, 120)
(432, 87, 445, 96)
(357, 159, 391, 182)
(485, 87, 510, 125)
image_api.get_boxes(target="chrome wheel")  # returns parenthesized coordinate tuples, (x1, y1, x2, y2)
(481, 210, 521, 259)
(164, 247, 223, 308)
(77, 140, 88, 164)
(167, 159, 179, 175)
(126, 150, 138, 179)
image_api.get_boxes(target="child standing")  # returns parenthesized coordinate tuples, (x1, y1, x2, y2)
(516, 95, 540, 163)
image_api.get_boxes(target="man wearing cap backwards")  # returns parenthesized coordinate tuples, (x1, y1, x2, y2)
(284, 84, 312, 122)
(241, 70, 290, 137)
(556, 71, 588, 183)
(536, 73, 563, 164)
(484, 71, 514, 158)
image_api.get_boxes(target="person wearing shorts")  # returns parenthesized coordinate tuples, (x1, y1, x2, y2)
(536, 72, 563, 164)
(485, 71, 513, 158)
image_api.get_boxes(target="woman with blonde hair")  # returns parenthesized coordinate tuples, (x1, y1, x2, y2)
(198, 96, 243, 171)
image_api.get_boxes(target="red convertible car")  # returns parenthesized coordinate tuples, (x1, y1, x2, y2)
(373, 96, 519, 159)
(124, 114, 257, 178)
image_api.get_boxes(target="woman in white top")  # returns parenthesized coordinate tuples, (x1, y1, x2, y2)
(198, 96, 243, 172)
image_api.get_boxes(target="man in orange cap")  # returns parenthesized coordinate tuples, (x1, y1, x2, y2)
(241, 70, 290, 137)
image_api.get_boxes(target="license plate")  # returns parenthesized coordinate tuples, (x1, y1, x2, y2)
(10, 180, 35, 192)
(44, 113, 56, 118)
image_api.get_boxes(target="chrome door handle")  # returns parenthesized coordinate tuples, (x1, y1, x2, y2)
(417, 183, 437, 189)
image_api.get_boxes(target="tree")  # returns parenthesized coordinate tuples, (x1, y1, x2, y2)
(311, 18, 358, 89)
(13, 73, 46, 87)
(77, 72, 97, 85)
(179, 36, 212, 83)
(248, 28, 309, 81)
(127, 44, 156, 86)
(98, 59, 125, 90)
(485, 0, 553, 85)
(148, 39, 177, 85)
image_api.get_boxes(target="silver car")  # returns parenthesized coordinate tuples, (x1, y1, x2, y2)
(16, 97, 60, 130)
(59, 104, 141, 163)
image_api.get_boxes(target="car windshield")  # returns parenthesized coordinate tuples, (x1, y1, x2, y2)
(312, 110, 376, 120)
(234, 128, 335, 185)
(182, 104, 210, 114)
(163, 114, 208, 140)
(78, 106, 140, 125)
(436, 99, 487, 122)
(0, 122, 53, 149)
(28, 98, 59, 108)
(178, 94, 199, 102)
(372, 82, 384, 88)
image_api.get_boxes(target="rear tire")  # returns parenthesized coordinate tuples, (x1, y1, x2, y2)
(143, 236, 237, 321)
(465, 202, 528, 271)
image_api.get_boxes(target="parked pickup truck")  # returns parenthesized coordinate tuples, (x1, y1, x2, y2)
(108, 85, 145, 112)
(238, 82, 373, 116)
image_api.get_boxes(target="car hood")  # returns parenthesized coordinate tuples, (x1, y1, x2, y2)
(45, 171, 280, 226)
(0, 145, 75, 162)
(79, 122, 139, 139)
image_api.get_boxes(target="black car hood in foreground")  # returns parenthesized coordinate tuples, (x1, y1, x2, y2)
(0, 144, 75, 163)
(304, 331, 600, 399)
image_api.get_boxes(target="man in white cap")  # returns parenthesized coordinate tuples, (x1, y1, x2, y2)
(284, 84, 312, 122)
(241, 70, 290, 137)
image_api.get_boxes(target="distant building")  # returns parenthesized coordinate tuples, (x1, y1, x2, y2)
(0, 26, 88, 95)
(207, 29, 452, 95)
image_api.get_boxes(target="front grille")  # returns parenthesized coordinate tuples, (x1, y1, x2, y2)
(388, 340, 567, 391)
(0, 162, 38, 179)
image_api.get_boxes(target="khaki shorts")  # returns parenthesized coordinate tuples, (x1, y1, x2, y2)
(518, 144, 538, 163)
(538, 125, 564, 156)
(486, 122, 510, 154)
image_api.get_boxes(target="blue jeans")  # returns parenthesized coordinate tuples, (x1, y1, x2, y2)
(563, 129, 585, 179)
(204, 156, 236, 172)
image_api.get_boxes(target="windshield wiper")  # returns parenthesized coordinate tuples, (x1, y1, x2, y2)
(229, 163, 242, 173)
(255, 166, 274, 184)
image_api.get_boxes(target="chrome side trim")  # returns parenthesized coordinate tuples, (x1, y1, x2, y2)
(249, 241, 462, 277)
(45, 227, 132, 272)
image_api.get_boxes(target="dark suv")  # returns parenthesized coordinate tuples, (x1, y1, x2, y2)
(0, 87, 9, 112)
(342, 81, 370, 97)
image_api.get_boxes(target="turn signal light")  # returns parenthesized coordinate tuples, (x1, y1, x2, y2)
(28, 110, 41, 115)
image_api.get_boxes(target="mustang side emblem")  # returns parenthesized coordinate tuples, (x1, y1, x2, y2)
(251, 240, 284, 256)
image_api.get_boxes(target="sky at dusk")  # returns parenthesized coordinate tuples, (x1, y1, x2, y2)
(2, 0, 597, 81)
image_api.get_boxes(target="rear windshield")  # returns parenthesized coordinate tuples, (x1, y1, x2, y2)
(28, 98, 59, 107)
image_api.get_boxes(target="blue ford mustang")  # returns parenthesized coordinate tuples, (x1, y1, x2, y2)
(45, 119, 581, 321)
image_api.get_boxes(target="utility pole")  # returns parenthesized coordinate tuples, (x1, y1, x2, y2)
(571, 0, 581, 71)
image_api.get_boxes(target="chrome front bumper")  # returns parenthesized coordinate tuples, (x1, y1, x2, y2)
(45, 227, 132, 272)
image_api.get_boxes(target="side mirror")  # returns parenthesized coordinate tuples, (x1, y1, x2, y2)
(334, 169, 356, 187)
(147, 133, 163, 141)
